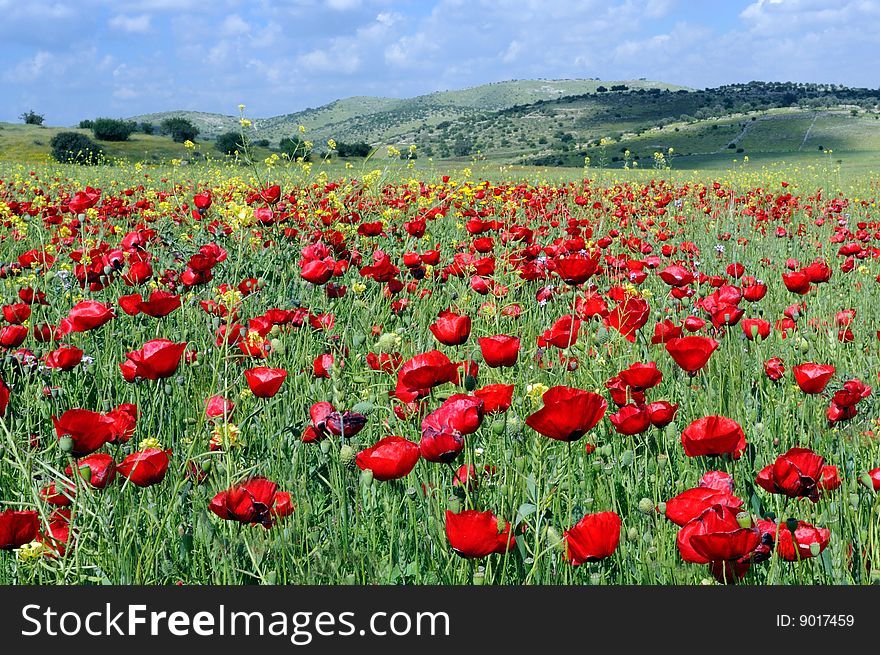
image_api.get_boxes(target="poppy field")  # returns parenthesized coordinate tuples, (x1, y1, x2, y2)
(1, 159, 879, 586)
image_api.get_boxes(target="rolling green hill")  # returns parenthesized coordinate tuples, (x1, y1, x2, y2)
(2, 79, 879, 171)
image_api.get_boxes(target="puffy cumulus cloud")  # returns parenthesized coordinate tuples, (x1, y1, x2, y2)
(108, 14, 152, 33)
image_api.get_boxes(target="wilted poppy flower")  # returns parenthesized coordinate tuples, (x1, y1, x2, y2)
(356, 436, 420, 481)
(445, 510, 515, 558)
(478, 334, 520, 367)
(210, 477, 287, 528)
(755, 447, 825, 502)
(244, 367, 288, 398)
(116, 448, 171, 487)
(0, 377, 8, 416)
(665, 336, 718, 374)
(526, 386, 607, 442)
(792, 363, 835, 394)
(106, 403, 138, 444)
(66, 453, 116, 490)
(429, 309, 471, 346)
(0, 510, 40, 550)
(564, 511, 621, 565)
(52, 409, 115, 457)
(681, 416, 747, 458)
(121, 339, 186, 381)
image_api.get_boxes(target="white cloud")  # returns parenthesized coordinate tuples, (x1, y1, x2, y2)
(108, 14, 152, 33)
(222, 14, 251, 36)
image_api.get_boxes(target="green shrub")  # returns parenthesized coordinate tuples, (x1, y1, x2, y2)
(161, 117, 200, 143)
(216, 131, 247, 155)
(50, 132, 103, 164)
(91, 118, 137, 141)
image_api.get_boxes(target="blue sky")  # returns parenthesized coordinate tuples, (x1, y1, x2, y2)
(1, 0, 878, 125)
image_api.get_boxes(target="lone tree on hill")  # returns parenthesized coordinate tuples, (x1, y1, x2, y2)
(161, 117, 200, 143)
(20, 110, 45, 125)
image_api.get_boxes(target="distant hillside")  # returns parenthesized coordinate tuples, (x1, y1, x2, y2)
(129, 78, 687, 143)
(3, 79, 879, 170)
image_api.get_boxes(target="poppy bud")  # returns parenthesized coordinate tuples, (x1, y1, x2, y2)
(797, 338, 810, 353)
(657, 454, 668, 470)
(626, 527, 639, 542)
(809, 542, 821, 557)
(858, 471, 875, 491)
(59, 435, 74, 453)
(620, 450, 634, 467)
(201, 460, 212, 472)
(544, 526, 563, 549)
(472, 568, 485, 585)
(464, 375, 477, 391)
(785, 517, 799, 534)
(269, 338, 285, 354)
(656, 502, 667, 514)
(736, 511, 753, 528)
(320, 439, 332, 455)
(491, 419, 505, 435)
(447, 496, 461, 514)
(79, 464, 92, 485)
(638, 498, 654, 514)
(359, 469, 374, 487)
(339, 444, 357, 470)
(754, 422, 765, 436)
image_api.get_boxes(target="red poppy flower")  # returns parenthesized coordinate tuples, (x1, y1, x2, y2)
(677, 504, 761, 564)
(244, 367, 288, 398)
(564, 511, 621, 565)
(43, 345, 83, 371)
(478, 334, 520, 368)
(664, 488, 744, 526)
(537, 314, 581, 349)
(474, 384, 514, 413)
(300, 259, 334, 285)
(665, 336, 718, 374)
(116, 448, 171, 487)
(419, 425, 464, 463)
(356, 436, 421, 481)
(681, 416, 747, 458)
(764, 357, 785, 381)
(422, 394, 484, 437)
(2, 302, 31, 324)
(609, 403, 652, 435)
(366, 352, 402, 374)
(782, 271, 811, 295)
(445, 510, 515, 558)
(0, 325, 28, 348)
(618, 361, 663, 391)
(792, 363, 835, 394)
(868, 468, 880, 491)
(136, 290, 182, 318)
(429, 309, 472, 346)
(755, 447, 824, 502)
(658, 264, 694, 287)
(0, 377, 8, 417)
(209, 477, 284, 528)
(395, 350, 457, 401)
(741, 318, 771, 341)
(553, 252, 600, 285)
(699, 471, 735, 493)
(65, 453, 116, 490)
(120, 339, 186, 381)
(52, 409, 116, 457)
(61, 300, 115, 333)
(205, 395, 234, 419)
(0, 510, 40, 550)
(755, 519, 830, 561)
(647, 400, 678, 427)
(818, 465, 841, 491)
(106, 403, 138, 444)
(526, 386, 607, 442)
(452, 464, 495, 490)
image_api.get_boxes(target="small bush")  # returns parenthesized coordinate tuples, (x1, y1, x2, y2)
(91, 117, 137, 141)
(216, 132, 247, 155)
(78, 119, 94, 130)
(50, 132, 102, 165)
(140, 122, 155, 135)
